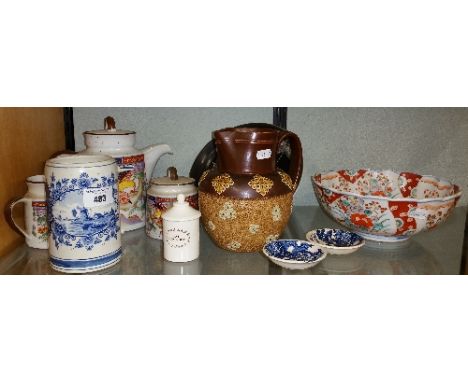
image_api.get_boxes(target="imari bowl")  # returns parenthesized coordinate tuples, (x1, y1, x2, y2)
(313, 169, 462, 243)
(262, 239, 327, 270)
(306, 228, 365, 255)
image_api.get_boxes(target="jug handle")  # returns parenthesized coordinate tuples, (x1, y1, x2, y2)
(277, 131, 303, 191)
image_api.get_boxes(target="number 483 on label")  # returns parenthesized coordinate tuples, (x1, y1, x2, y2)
(83, 187, 113, 208)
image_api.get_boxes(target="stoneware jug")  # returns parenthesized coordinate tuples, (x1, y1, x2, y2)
(80, 116, 172, 233)
(45, 154, 122, 273)
(198, 123, 303, 252)
(9, 175, 48, 249)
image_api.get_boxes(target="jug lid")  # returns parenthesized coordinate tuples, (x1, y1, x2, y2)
(151, 167, 195, 186)
(84, 116, 135, 136)
(46, 154, 116, 168)
(162, 194, 201, 222)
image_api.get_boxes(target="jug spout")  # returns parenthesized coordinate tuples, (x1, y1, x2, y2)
(142, 144, 172, 183)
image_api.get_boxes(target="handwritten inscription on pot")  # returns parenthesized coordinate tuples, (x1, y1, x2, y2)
(165, 228, 191, 248)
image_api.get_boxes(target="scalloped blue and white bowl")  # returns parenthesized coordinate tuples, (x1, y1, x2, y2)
(306, 228, 365, 255)
(262, 239, 327, 270)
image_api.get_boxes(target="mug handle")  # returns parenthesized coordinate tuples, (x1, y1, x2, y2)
(8, 197, 33, 240)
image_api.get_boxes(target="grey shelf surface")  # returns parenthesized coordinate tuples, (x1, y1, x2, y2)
(1, 206, 466, 275)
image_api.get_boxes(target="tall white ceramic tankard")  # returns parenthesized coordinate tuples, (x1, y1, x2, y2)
(45, 154, 122, 273)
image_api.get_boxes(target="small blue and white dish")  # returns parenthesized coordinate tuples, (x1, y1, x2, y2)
(306, 228, 365, 255)
(262, 239, 327, 270)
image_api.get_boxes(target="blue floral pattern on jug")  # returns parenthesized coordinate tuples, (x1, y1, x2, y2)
(264, 240, 323, 262)
(313, 228, 363, 247)
(48, 172, 119, 251)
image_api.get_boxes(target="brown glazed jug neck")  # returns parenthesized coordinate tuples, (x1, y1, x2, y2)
(214, 127, 280, 175)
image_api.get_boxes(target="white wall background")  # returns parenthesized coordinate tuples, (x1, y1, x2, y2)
(74, 108, 468, 206)
(289, 108, 468, 206)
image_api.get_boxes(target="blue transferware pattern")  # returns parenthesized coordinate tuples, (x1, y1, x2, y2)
(50, 248, 122, 270)
(313, 228, 363, 247)
(47, 172, 119, 251)
(264, 240, 324, 262)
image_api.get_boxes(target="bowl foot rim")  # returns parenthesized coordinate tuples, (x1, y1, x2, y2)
(357, 232, 411, 243)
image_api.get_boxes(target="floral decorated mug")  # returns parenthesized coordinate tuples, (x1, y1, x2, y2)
(146, 167, 198, 240)
(9, 175, 49, 249)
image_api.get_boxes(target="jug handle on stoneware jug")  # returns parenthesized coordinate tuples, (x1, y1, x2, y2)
(277, 130, 303, 191)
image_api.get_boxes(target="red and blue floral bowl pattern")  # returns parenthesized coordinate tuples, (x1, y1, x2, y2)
(313, 169, 462, 242)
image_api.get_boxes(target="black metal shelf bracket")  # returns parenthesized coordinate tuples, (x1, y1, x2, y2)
(273, 107, 288, 130)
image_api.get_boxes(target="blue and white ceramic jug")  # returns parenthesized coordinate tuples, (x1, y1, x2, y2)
(44, 154, 122, 273)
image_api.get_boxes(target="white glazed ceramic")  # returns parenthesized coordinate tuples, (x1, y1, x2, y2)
(313, 169, 462, 242)
(262, 239, 327, 270)
(146, 167, 198, 240)
(80, 116, 172, 233)
(162, 194, 201, 263)
(44, 155, 122, 273)
(9, 175, 48, 249)
(306, 228, 365, 255)
(163, 258, 202, 275)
